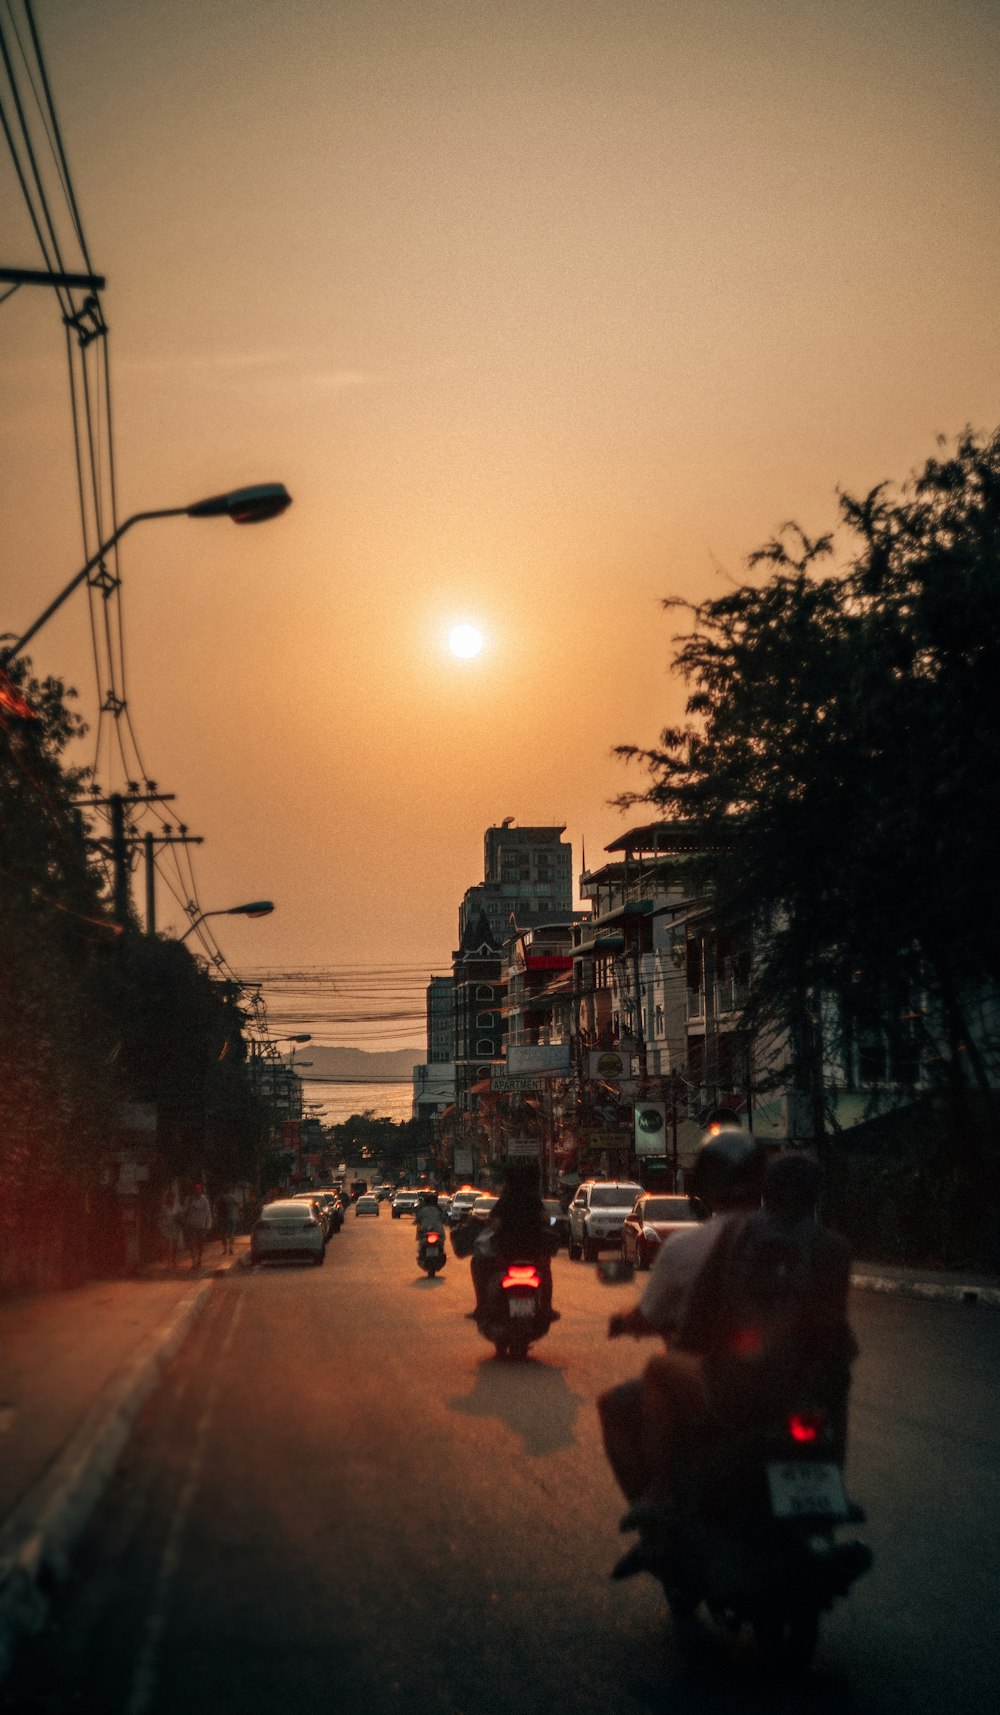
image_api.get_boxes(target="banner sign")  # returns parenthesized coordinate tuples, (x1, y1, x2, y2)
(634, 1102, 667, 1155)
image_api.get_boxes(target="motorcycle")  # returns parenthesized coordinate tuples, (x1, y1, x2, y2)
(417, 1227, 447, 1277)
(476, 1259, 553, 1360)
(617, 1396, 871, 1672)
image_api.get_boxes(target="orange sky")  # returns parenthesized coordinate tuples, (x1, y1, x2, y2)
(3, 0, 999, 1052)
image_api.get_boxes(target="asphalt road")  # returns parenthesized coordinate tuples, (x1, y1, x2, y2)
(4, 1214, 999, 1715)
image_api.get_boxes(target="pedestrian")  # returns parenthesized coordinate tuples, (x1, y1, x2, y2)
(160, 1188, 184, 1268)
(181, 1183, 213, 1269)
(217, 1187, 240, 1256)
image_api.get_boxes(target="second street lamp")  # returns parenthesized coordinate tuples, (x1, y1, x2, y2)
(180, 900, 275, 943)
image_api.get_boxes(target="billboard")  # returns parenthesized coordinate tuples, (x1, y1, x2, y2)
(633, 1101, 667, 1156)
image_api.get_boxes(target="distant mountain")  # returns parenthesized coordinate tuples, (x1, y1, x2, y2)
(294, 1046, 418, 1082)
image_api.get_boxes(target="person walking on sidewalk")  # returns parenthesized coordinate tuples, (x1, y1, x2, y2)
(217, 1187, 240, 1256)
(160, 1189, 184, 1268)
(181, 1183, 213, 1269)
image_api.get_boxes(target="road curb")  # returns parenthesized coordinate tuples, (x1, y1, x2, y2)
(851, 1272, 1000, 1309)
(0, 1260, 235, 1682)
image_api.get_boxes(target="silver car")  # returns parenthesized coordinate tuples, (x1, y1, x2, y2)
(251, 1199, 326, 1266)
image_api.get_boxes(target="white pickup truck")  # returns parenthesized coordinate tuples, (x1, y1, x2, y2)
(567, 1180, 644, 1262)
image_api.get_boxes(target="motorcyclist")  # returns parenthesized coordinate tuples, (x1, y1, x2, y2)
(597, 1126, 767, 1518)
(466, 1159, 559, 1321)
(602, 1133, 856, 1580)
(415, 1190, 443, 1233)
(415, 1191, 445, 1259)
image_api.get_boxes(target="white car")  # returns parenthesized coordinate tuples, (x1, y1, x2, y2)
(355, 1194, 380, 1216)
(251, 1199, 326, 1266)
(567, 1181, 644, 1262)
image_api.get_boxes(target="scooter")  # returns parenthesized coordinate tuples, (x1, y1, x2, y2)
(417, 1228, 447, 1277)
(476, 1260, 553, 1360)
(616, 1397, 871, 1672)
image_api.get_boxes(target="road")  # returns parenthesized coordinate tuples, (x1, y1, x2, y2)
(4, 1213, 999, 1715)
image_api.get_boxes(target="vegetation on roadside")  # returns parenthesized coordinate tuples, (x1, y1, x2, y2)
(618, 427, 1000, 1264)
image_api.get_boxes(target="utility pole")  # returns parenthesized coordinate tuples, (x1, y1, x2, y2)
(75, 792, 202, 929)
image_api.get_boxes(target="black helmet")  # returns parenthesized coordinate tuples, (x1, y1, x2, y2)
(502, 1158, 540, 1192)
(420, 1190, 439, 1205)
(689, 1125, 766, 1212)
(763, 1151, 821, 1218)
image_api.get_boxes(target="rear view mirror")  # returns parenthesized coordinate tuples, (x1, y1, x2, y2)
(597, 1258, 635, 1285)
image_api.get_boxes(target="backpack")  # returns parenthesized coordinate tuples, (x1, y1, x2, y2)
(677, 1212, 855, 1425)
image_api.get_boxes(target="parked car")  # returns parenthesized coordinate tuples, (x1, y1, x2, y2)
(311, 1190, 344, 1233)
(620, 1191, 698, 1269)
(355, 1194, 380, 1216)
(251, 1199, 326, 1266)
(391, 1189, 423, 1219)
(290, 1192, 332, 1238)
(567, 1180, 644, 1262)
(541, 1198, 570, 1249)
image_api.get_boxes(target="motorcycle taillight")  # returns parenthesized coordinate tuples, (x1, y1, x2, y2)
(788, 1409, 826, 1444)
(426, 1232, 441, 1244)
(502, 1265, 541, 1289)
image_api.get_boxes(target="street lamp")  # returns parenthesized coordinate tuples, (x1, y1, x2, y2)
(179, 900, 275, 943)
(1, 482, 292, 664)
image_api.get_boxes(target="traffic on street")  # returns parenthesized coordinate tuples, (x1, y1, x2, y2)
(2, 1203, 998, 1715)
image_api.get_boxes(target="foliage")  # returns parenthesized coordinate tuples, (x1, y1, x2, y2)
(617, 427, 1000, 1167)
(0, 659, 267, 1286)
(326, 1111, 434, 1180)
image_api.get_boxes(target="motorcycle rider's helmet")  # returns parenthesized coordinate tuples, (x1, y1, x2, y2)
(501, 1158, 540, 1196)
(762, 1151, 821, 1220)
(688, 1124, 766, 1214)
(419, 1190, 439, 1205)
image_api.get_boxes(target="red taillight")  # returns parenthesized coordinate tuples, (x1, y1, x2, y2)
(502, 1265, 541, 1290)
(426, 1232, 441, 1244)
(788, 1410, 825, 1444)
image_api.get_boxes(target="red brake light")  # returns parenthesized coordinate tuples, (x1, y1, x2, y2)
(788, 1411, 825, 1444)
(502, 1265, 541, 1289)
(427, 1232, 441, 1244)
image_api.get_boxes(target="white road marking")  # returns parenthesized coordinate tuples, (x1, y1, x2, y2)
(124, 1290, 245, 1715)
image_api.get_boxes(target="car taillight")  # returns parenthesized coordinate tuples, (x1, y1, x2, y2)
(502, 1265, 541, 1289)
(788, 1410, 826, 1444)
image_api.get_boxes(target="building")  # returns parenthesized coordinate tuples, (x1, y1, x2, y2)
(458, 819, 574, 945)
(426, 975, 454, 1063)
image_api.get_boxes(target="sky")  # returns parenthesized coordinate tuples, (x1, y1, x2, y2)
(3, 0, 999, 1056)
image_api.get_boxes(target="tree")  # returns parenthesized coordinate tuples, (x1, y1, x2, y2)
(0, 661, 124, 1284)
(0, 657, 268, 1287)
(617, 427, 1000, 1178)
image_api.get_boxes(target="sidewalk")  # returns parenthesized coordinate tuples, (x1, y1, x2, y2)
(0, 1244, 997, 1680)
(0, 1237, 247, 1679)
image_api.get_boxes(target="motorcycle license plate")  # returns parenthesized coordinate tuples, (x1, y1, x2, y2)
(767, 1461, 848, 1519)
(508, 1297, 535, 1319)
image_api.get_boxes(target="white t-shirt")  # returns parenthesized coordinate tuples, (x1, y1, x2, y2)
(638, 1215, 727, 1335)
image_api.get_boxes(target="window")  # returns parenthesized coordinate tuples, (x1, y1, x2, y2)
(477, 985, 493, 1000)
(476, 1012, 493, 1027)
(476, 1038, 494, 1056)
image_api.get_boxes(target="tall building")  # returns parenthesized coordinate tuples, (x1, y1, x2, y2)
(459, 820, 574, 945)
(426, 975, 454, 1063)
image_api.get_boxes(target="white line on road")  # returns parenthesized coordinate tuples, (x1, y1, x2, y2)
(124, 1289, 245, 1715)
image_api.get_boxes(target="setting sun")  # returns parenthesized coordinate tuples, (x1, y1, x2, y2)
(448, 624, 484, 659)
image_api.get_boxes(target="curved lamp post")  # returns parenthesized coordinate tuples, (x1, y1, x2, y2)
(180, 899, 275, 943)
(1, 483, 292, 664)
